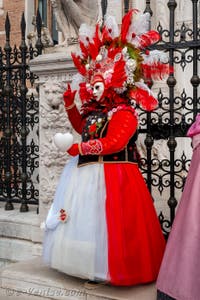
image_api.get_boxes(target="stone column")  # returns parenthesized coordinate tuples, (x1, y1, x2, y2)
(25, 0, 35, 38)
(30, 52, 77, 222)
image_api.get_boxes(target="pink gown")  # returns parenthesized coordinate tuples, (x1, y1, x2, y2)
(156, 114, 200, 300)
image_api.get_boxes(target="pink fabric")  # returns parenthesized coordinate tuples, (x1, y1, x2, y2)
(187, 113, 200, 137)
(156, 142, 200, 300)
(192, 133, 200, 150)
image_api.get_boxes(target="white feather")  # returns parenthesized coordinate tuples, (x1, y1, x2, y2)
(104, 15, 119, 38)
(135, 80, 155, 96)
(127, 12, 150, 43)
(142, 50, 169, 65)
(79, 23, 95, 46)
(129, 36, 141, 48)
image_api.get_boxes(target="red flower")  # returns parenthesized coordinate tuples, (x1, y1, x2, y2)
(89, 123, 97, 134)
(59, 209, 68, 223)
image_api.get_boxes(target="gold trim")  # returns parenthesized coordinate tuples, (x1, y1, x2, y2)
(125, 146, 128, 161)
(65, 102, 75, 110)
(100, 121, 109, 138)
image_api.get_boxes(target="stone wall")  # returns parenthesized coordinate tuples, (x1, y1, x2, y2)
(30, 52, 78, 222)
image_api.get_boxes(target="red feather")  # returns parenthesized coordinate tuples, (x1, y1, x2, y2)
(79, 41, 89, 59)
(142, 62, 171, 80)
(93, 24, 101, 50)
(102, 26, 113, 44)
(79, 82, 92, 103)
(88, 42, 99, 60)
(71, 52, 87, 76)
(129, 88, 158, 111)
(110, 58, 127, 88)
(107, 47, 122, 59)
(120, 9, 138, 44)
(139, 31, 160, 48)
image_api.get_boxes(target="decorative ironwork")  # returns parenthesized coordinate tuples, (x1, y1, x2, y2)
(0, 12, 42, 212)
(124, 0, 130, 14)
(139, 0, 200, 237)
(101, 0, 108, 28)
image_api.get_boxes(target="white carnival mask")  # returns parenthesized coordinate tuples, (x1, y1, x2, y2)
(91, 81, 105, 102)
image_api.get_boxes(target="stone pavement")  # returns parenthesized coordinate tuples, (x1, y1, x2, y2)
(0, 258, 157, 300)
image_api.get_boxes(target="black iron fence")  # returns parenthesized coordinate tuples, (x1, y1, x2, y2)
(0, 11, 42, 212)
(138, 0, 200, 237)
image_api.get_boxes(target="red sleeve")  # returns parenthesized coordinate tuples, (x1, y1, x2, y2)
(80, 110, 138, 155)
(66, 105, 85, 135)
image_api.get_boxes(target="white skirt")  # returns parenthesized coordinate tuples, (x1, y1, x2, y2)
(43, 156, 108, 281)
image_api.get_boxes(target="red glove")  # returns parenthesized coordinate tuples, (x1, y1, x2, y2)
(63, 84, 76, 108)
(67, 110, 138, 156)
(63, 84, 85, 134)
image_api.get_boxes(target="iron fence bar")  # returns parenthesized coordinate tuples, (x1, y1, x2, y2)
(124, 0, 130, 14)
(191, 0, 200, 118)
(150, 41, 200, 50)
(166, 0, 178, 224)
(101, 0, 108, 28)
(36, 9, 43, 55)
(4, 13, 13, 210)
(143, 0, 153, 193)
(19, 13, 29, 212)
(144, 0, 153, 16)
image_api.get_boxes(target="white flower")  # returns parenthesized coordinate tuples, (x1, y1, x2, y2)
(85, 64, 90, 70)
(122, 47, 128, 55)
(126, 59, 137, 71)
(96, 54, 103, 62)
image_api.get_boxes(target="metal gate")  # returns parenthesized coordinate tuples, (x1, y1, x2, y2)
(137, 0, 200, 237)
(0, 11, 42, 212)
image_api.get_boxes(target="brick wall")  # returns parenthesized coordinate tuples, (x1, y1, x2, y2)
(0, 0, 25, 47)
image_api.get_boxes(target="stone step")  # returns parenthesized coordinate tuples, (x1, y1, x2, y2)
(0, 288, 43, 300)
(0, 205, 43, 264)
(0, 204, 42, 243)
(0, 258, 157, 300)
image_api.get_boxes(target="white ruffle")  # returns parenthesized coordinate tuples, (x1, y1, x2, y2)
(43, 156, 108, 281)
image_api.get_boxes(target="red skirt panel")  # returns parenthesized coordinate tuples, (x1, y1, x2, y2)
(104, 163, 165, 286)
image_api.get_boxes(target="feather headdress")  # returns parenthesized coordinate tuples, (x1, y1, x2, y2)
(71, 9, 170, 111)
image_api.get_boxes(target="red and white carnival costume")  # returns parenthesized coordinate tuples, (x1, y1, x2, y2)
(43, 9, 169, 286)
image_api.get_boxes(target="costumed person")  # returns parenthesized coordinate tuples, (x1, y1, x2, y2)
(157, 113, 200, 299)
(43, 9, 169, 286)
